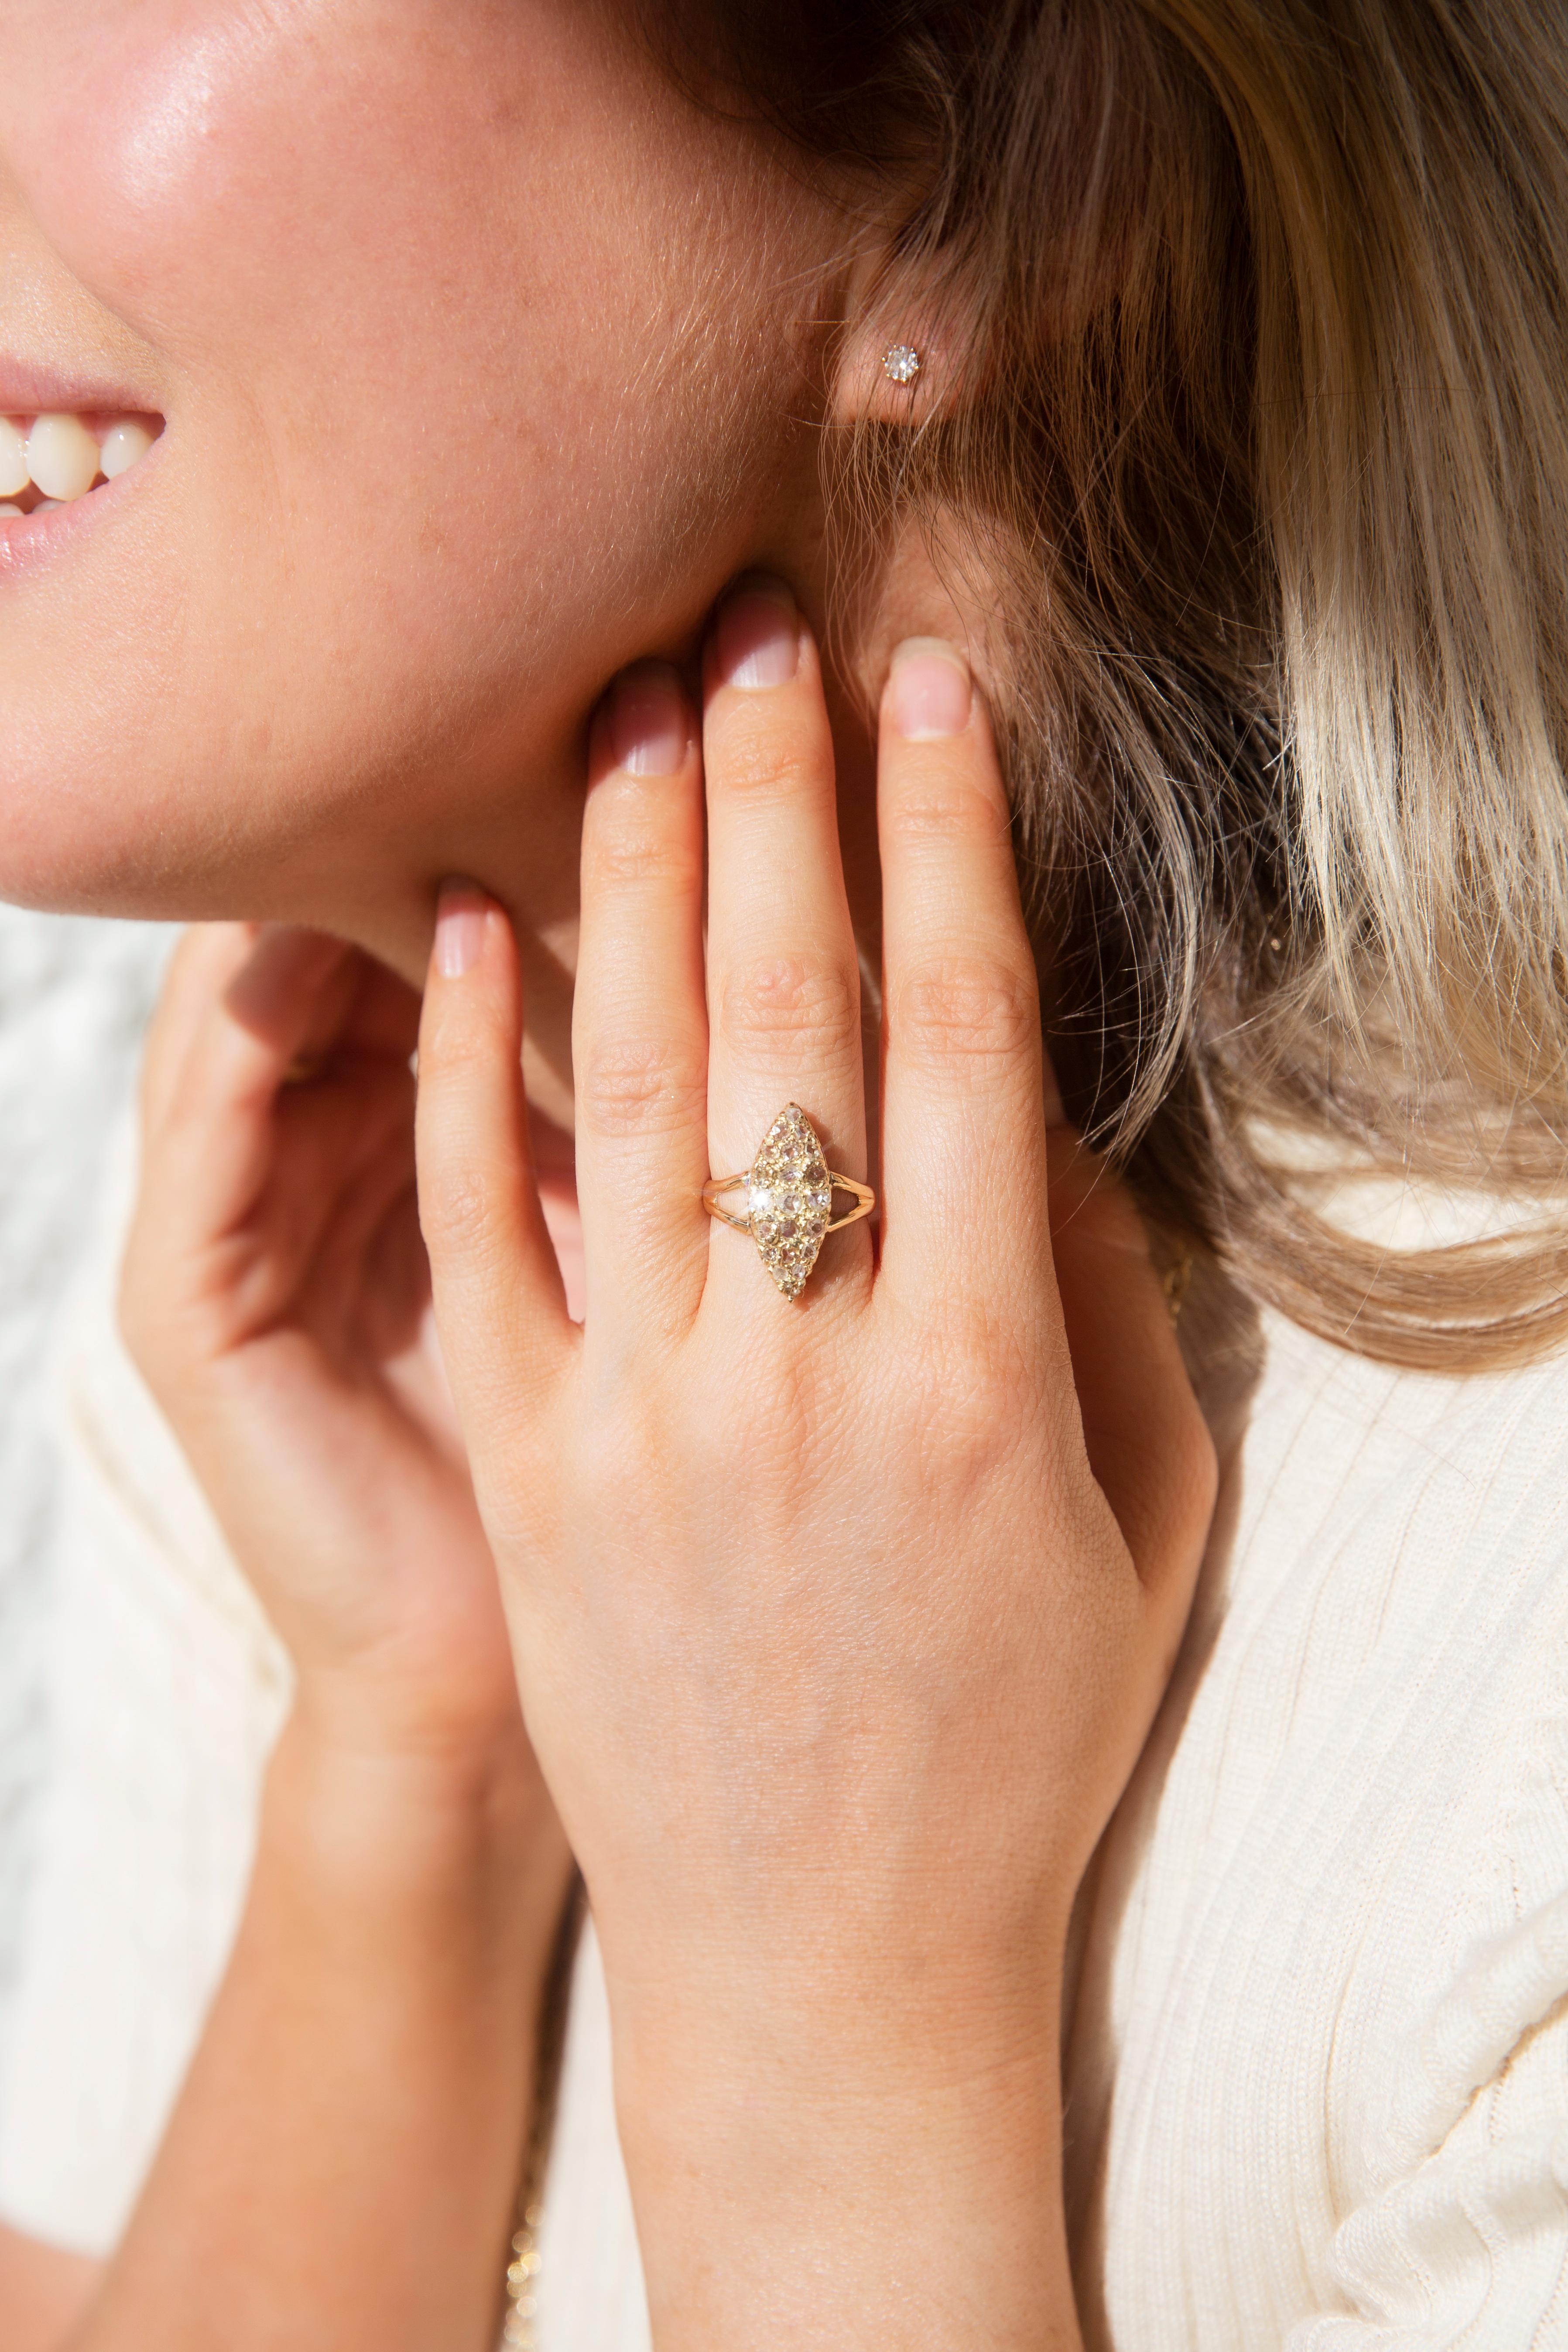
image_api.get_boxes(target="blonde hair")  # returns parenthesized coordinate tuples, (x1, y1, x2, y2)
(662, 0, 1568, 1370)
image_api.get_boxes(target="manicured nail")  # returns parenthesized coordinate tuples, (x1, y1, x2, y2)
(716, 576, 799, 690)
(889, 638, 972, 740)
(434, 882, 488, 979)
(608, 662, 688, 777)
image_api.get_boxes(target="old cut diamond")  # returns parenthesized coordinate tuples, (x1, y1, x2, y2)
(748, 1105, 832, 1299)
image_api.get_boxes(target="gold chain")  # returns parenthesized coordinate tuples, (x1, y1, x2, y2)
(502, 1872, 585, 2352)
(502, 2198, 544, 2351)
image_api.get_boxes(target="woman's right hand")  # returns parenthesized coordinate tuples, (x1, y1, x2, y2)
(120, 921, 543, 1771)
(412, 598, 1216, 2349)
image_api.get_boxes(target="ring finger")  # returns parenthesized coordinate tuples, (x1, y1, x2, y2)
(700, 577, 870, 1314)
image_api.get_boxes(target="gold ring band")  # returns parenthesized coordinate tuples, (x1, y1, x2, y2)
(703, 1104, 875, 1299)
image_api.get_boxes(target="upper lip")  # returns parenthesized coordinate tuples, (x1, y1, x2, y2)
(0, 353, 163, 420)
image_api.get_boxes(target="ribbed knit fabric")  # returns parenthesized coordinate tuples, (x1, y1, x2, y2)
(1065, 1310, 1568, 2349)
(0, 1136, 1565, 2350)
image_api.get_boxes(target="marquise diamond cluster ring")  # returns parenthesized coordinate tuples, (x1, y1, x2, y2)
(702, 1104, 876, 1299)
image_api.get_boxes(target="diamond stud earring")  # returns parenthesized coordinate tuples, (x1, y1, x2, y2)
(882, 343, 922, 387)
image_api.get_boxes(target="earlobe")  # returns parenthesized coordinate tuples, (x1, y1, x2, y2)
(831, 315, 961, 426)
(829, 243, 973, 428)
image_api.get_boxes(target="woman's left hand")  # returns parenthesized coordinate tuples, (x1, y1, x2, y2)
(121, 924, 532, 1762)
(415, 584, 1217, 2349)
(104, 930, 572, 2352)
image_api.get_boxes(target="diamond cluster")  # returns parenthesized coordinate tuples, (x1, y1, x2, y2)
(747, 1106, 833, 1299)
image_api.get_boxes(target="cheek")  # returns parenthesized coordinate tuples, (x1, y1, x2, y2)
(7, 1, 305, 331)
(7, 0, 506, 366)
(0, 0, 797, 916)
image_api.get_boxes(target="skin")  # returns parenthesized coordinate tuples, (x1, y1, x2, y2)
(416, 609, 1215, 2348)
(0, 5, 1219, 2346)
(0, 0, 862, 1120)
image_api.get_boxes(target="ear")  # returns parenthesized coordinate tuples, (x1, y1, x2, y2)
(829, 244, 976, 428)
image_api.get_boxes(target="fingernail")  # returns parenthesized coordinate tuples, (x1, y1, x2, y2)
(889, 638, 972, 740)
(608, 662, 688, 778)
(716, 576, 799, 690)
(434, 882, 488, 979)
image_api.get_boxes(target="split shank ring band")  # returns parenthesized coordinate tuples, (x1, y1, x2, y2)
(702, 1104, 876, 1299)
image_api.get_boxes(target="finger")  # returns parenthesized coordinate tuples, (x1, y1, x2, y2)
(876, 639, 1049, 1308)
(235, 1055, 416, 1318)
(701, 578, 870, 1311)
(139, 924, 259, 1136)
(1047, 1131, 1217, 1614)
(416, 883, 573, 1430)
(147, 927, 357, 1249)
(572, 662, 710, 1336)
(141, 934, 421, 1366)
(223, 923, 363, 1074)
(335, 955, 423, 1065)
(311, 1117, 424, 1357)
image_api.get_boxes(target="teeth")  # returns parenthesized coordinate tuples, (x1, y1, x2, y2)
(0, 411, 160, 508)
(99, 418, 154, 480)
(0, 420, 26, 498)
(0, 503, 22, 518)
(27, 414, 101, 502)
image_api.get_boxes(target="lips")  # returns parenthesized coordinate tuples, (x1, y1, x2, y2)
(0, 354, 165, 537)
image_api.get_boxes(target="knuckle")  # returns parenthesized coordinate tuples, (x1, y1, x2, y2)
(890, 952, 1039, 1079)
(710, 710, 818, 804)
(421, 997, 507, 1081)
(585, 813, 701, 898)
(887, 779, 1009, 846)
(115, 1255, 210, 1416)
(419, 1158, 508, 1261)
(575, 1037, 707, 1141)
(718, 955, 859, 1066)
(905, 1303, 1029, 1473)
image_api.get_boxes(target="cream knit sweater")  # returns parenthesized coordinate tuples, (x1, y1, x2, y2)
(0, 1134, 1565, 2351)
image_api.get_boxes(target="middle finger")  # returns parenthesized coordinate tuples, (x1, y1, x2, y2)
(701, 578, 871, 1314)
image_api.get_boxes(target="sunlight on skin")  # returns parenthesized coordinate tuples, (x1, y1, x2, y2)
(0, 1, 858, 1133)
(0, 2222, 99, 2352)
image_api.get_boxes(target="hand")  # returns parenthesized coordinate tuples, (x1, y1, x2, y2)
(414, 585, 1217, 2346)
(121, 924, 534, 1766)
(109, 926, 571, 2352)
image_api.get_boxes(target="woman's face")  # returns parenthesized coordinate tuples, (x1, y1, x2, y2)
(0, 0, 849, 978)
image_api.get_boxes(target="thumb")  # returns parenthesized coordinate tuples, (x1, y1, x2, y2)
(415, 883, 572, 1433)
